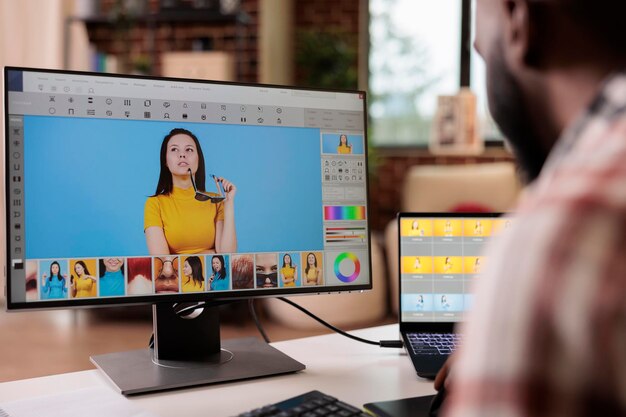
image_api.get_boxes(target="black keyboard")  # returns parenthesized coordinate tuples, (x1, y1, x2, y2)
(407, 332, 462, 355)
(235, 390, 369, 417)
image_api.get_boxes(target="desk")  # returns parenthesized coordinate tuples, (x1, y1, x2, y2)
(0, 325, 435, 416)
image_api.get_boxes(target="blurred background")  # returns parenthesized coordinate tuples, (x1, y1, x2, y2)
(0, 0, 520, 382)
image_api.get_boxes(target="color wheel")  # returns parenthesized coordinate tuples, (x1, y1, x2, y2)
(334, 252, 360, 283)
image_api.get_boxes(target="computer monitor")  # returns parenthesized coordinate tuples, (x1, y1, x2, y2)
(3, 67, 371, 394)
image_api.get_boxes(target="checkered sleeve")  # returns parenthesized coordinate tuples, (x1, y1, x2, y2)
(444, 125, 626, 416)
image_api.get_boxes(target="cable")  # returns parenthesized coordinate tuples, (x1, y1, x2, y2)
(149, 298, 404, 350)
(248, 299, 271, 343)
(277, 297, 403, 349)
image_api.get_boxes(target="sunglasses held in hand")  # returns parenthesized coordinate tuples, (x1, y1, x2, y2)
(188, 169, 225, 203)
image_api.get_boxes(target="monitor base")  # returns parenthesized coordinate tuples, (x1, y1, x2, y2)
(91, 336, 305, 395)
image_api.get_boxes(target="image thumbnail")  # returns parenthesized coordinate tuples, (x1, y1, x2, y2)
(39, 260, 68, 300)
(302, 252, 324, 286)
(181, 255, 206, 293)
(464, 256, 484, 274)
(434, 219, 462, 237)
(279, 252, 300, 287)
(25, 260, 38, 301)
(154, 256, 180, 294)
(401, 256, 433, 274)
(232, 254, 254, 290)
(207, 255, 230, 291)
(401, 219, 433, 237)
(99, 258, 125, 297)
(321, 133, 365, 155)
(493, 218, 513, 235)
(127, 257, 153, 295)
(70, 259, 98, 298)
(435, 294, 464, 312)
(434, 257, 463, 274)
(256, 253, 278, 288)
(402, 294, 434, 312)
(463, 219, 492, 237)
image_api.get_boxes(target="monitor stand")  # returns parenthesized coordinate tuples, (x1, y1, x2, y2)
(90, 302, 305, 395)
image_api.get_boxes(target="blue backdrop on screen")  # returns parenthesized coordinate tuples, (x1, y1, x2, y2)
(24, 117, 323, 258)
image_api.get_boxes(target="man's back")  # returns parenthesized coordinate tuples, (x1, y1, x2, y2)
(445, 72, 626, 416)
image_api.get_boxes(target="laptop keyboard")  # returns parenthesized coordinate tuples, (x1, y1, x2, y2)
(235, 390, 369, 417)
(407, 333, 462, 355)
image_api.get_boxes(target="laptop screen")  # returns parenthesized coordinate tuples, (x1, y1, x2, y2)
(399, 213, 508, 323)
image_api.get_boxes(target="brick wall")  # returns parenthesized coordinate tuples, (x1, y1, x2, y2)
(87, 0, 362, 84)
(87, 0, 260, 81)
(294, 0, 360, 33)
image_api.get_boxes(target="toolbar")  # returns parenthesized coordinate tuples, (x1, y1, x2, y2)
(8, 92, 365, 131)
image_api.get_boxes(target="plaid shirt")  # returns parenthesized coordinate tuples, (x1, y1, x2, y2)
(445, 72, 626, 417)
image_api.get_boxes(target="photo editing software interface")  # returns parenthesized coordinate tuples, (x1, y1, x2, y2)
(400, 216, 512, 322)
(5, 68, 371, 307)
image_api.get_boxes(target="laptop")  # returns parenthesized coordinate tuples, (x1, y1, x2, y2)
(398, 212, 506, 379)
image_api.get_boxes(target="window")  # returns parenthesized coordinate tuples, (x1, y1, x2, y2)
(369, 0, 502, 146)
(369, 0, 461, 146)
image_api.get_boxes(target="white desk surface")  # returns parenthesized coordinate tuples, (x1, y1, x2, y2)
(0, 324, 435, 416)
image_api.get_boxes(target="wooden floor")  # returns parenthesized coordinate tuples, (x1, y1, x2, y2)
(0, 301, 393, 383)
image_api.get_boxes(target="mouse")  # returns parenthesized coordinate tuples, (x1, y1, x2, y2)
(429, 385, 447, 417)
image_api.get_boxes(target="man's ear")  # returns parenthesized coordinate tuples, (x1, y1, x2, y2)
(502, 0, 542, 68)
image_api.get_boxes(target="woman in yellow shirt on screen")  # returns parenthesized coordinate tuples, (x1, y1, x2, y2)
(474, 220, 484, 235)
(71, 261, 97, 298)
(444, 220, 453, 236)
(337, 134, 353, 154)
(410, 220, 425, 236)
(413, 257, 422, 272)
(144, 128, 237, 255)
(304, 253, 322, 285)
(473, 257, 482, 273)
(280, 254, 298, 287)
(182, 256, 205, 292)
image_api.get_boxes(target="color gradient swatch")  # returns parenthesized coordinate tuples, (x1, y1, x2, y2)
(324, 206, 367, 221)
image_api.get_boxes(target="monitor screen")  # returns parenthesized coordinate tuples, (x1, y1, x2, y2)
(399, 214, 509, 323)
(4, 68, 372, 309)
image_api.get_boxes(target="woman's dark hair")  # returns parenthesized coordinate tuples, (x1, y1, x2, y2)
(72, 260, 91, 281)
(305, 252, 317, 275)
(212, 255, 227, 280)
(153, 128, 206, 196)
(49, 261, 63, 282)
(185, 256, 205, 287)
(338, 134, 349, 146)
(282, 254, 293, 268)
